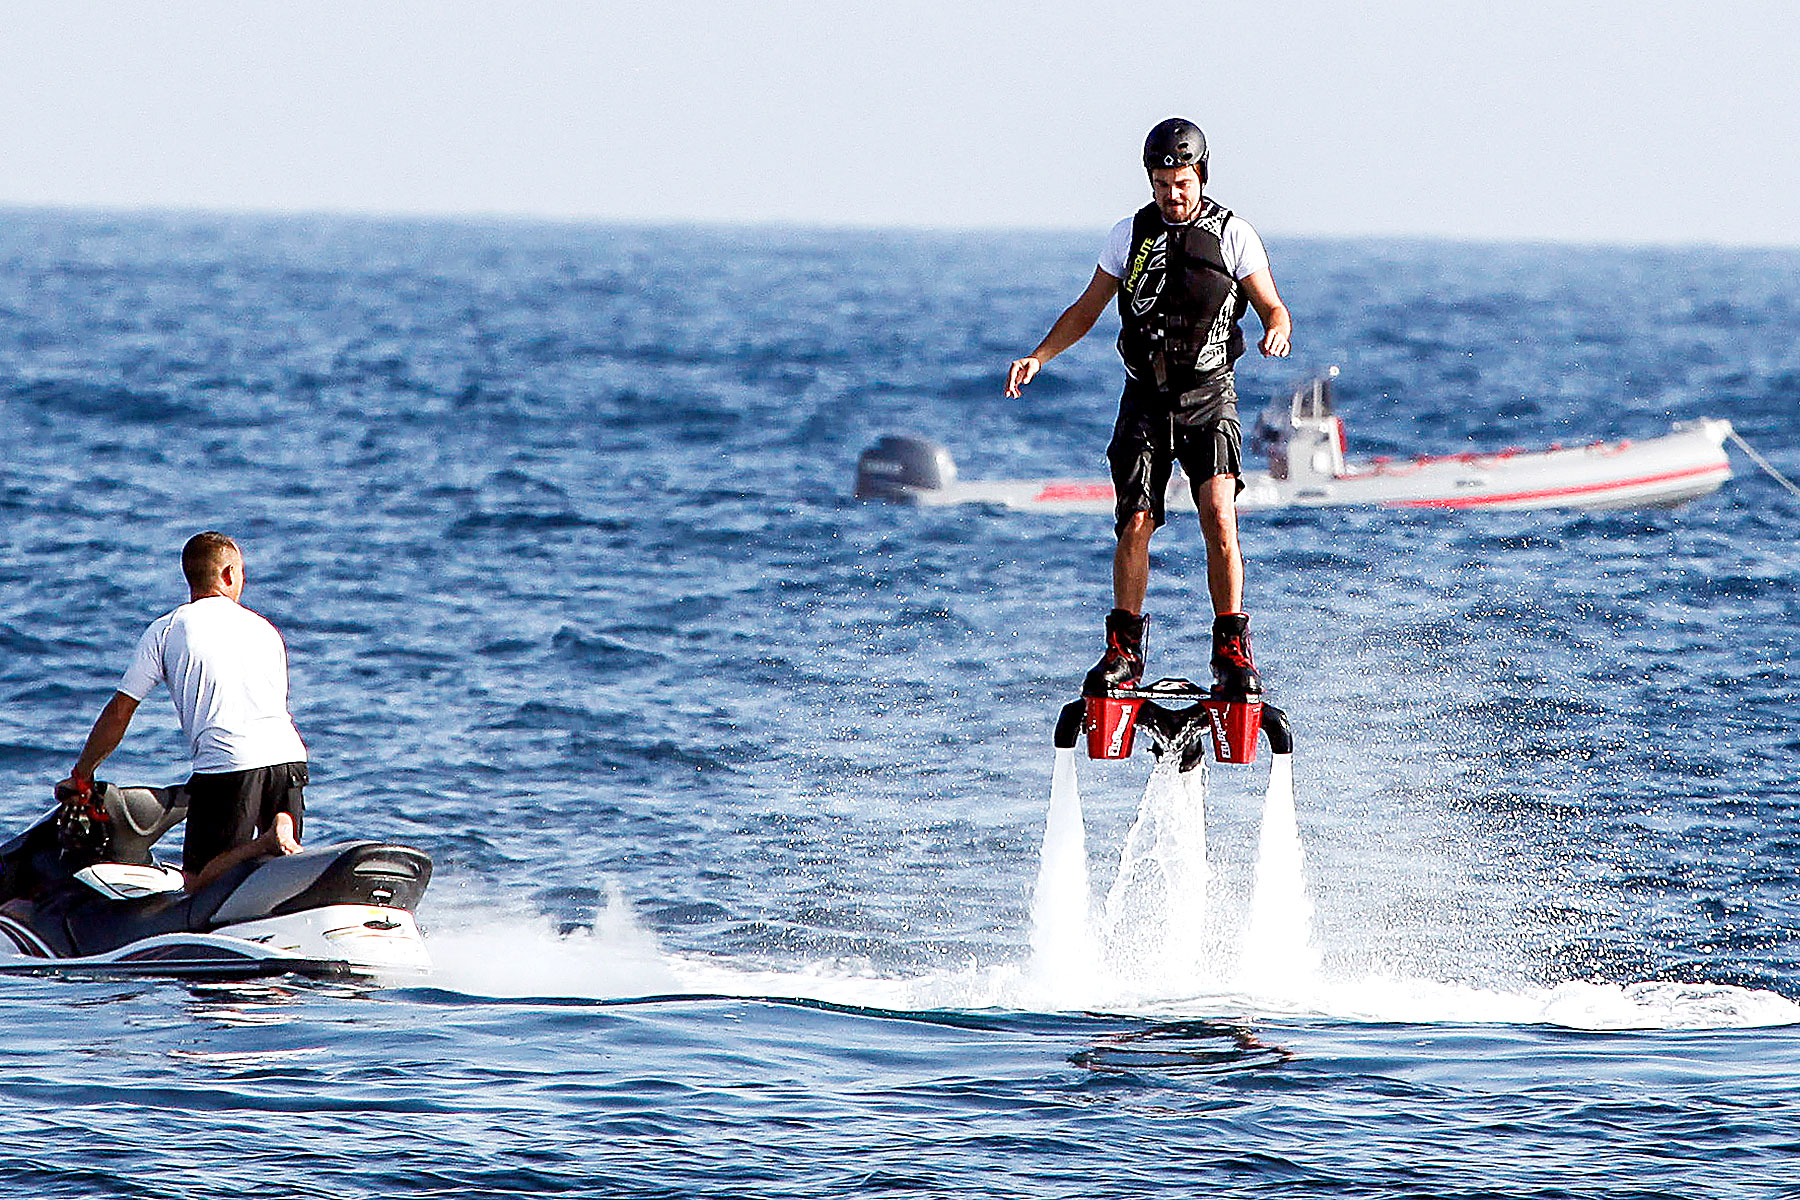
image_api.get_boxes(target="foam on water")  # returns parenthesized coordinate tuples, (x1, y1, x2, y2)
(424, 752, 1800, 1033)
(426, 898, 1800, 1031)
(426, 881, 679, 999)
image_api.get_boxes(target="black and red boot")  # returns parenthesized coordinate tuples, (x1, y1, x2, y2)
(1084, 609, 1146, 696)
(1210, 612, 1263, 700)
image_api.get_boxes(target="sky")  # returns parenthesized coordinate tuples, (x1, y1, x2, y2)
(4, 0, 1799, 246)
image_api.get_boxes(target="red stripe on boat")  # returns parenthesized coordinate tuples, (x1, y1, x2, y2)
(1033, 483, 1115, 503)
(1385, 462, 1730, 508)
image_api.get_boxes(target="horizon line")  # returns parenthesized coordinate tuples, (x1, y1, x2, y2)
(4, 199, 1798, 256)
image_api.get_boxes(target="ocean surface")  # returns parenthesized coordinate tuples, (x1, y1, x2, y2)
(1, 208, 1798, 1197)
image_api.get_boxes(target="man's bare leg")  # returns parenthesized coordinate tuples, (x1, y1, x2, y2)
(1193, 473, 1261, 695)
(185, 812, 302, 893)
(1087, 511, 1157, 693)
(1113, 510, 1156, 614)
(1193, 475, 1243, 615)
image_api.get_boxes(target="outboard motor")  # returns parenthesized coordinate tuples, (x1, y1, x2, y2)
(854, 435, 957, 501)
(1056, 679, 1292, 771)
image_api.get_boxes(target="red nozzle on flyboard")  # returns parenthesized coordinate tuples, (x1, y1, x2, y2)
(1202, 695, 1264, 765)
(1056, 680, 1291, 769)
(1084, 695, 1144, 759)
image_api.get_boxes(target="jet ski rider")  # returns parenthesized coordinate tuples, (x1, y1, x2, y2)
(1005, 117, 1292, 698)
(59, 532, 307, 892)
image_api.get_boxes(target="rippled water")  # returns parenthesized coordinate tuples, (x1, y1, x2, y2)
(2, 210, 1799, 1196)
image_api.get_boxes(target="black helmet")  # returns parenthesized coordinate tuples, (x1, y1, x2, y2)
(1143, 118, 1208, 172)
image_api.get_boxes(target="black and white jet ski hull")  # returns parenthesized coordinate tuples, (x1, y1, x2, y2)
(0, 903, 430, 979)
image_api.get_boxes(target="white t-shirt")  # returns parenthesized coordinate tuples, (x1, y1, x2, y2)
(1098, 210, 1270, 282)
(117, 595, 308, 774)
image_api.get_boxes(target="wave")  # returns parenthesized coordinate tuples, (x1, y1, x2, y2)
(7, 380, 202, 424)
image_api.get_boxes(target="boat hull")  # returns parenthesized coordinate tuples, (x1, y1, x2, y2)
(1240, 419, 1734, 512)
(872, 419, 1733, 514)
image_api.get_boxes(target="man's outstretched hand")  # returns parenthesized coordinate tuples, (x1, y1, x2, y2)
(1005, 356, 1041, 398)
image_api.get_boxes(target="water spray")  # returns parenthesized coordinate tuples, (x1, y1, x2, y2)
(1031, 672, 1314, 1001)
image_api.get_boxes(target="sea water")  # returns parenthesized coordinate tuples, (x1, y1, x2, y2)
(1, 211, 1799, 1196)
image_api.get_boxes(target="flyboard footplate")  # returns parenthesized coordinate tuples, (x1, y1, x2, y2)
(1100, 678, 1212, 703)
(1077, 678, 1267, 766)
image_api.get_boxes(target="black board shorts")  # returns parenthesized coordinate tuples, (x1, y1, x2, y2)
(1107, 372, 1244, 537)
(183, 761, 307, 874)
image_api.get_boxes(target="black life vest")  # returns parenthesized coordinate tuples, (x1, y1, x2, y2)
(1114, 198, 1248, 392)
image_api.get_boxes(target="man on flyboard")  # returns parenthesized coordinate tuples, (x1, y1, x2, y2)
(1006, 117, 1292, 700)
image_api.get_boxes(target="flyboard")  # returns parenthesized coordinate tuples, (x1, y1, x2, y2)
(1030, 653, 1314, 994)
(1054, 677, 1291, 771)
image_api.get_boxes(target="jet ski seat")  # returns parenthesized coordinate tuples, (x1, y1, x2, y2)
(209, 843, 431, 926)
(96, 783, 188, 868)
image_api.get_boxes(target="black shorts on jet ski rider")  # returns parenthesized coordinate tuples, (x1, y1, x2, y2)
(1100, 198, 1270, 536)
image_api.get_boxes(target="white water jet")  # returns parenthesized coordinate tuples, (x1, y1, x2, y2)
(1238, 751, 1320, 992)
(1164, 763, 1213, 972)
(1100, 759, 1210, 991)
(1028, 748, 1098, 992)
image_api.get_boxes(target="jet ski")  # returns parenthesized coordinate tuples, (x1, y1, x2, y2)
(0, 780, 432, 979)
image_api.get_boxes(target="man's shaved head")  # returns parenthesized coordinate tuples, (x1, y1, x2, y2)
(182, 532, 242, 592)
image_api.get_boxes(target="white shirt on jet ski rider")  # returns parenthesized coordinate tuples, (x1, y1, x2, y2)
(1096, 211, 1270, 286)
(117, 595, 308, 774)
(117, 586, 308, 890)
(61, 533, 304, 894)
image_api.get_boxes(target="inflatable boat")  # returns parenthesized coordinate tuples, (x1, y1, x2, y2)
(855, 370, 1734, 513)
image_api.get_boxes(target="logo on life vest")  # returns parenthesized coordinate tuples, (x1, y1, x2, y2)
(1126, 232, 1167, 317)
(1108, 717, 1130, 757)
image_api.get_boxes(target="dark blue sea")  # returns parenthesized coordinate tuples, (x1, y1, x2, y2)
(2, 209, 1799, 1197)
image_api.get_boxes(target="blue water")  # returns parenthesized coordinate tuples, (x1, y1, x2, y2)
(2, 209, 1799, 1196)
